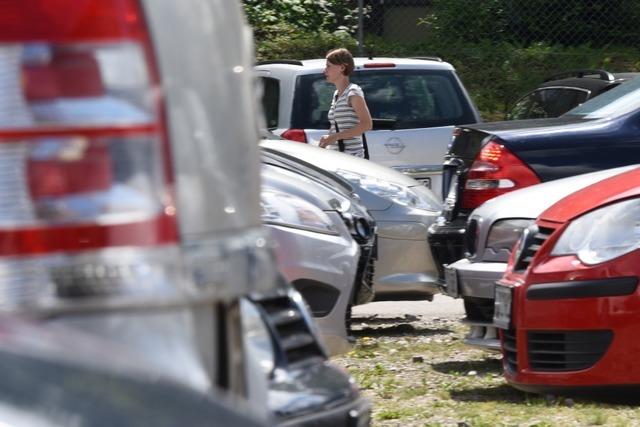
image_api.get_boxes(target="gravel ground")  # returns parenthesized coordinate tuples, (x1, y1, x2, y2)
(333, 298, 640, 427)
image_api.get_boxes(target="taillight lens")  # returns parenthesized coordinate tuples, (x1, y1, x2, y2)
(461, 141, 540, 210)
(0, 0, 182, 311)
(281, 129, 307, 143)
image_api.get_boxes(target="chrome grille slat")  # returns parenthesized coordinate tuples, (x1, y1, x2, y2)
(514, 226, 554, 271)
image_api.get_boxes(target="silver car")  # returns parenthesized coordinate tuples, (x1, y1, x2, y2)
(444, 166, 636, 350)
(262, 139, 442, 301)
(261, 159, 375, 355)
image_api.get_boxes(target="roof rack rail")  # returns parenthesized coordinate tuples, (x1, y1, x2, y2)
(255, 59, 303, 66)
(544, 69, 615, 83)
(410, 56, 443, 62)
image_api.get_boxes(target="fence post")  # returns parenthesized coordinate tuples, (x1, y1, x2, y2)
(357, 0, 364, 56)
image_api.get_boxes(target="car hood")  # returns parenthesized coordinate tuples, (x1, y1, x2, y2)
(260, 140, 422, 188)
(261, 139, 442, 212)
(261, 163, 350, 212)
(540, 165, 640, 223)
(474, 165, 638, 222)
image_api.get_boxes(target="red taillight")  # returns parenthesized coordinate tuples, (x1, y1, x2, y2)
(461, 140, 540, 209)
(281, 129, 307, 143)
(0, 0, 181, 304)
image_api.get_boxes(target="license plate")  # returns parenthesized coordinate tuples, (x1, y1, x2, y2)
(444, 264, 459, 297)
(415, 176, 431, 189)
(493, 284, 513, 329)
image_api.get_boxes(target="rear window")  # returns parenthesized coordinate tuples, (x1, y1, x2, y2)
(291, 70, 477, 130)
(509, 87, 589, 120)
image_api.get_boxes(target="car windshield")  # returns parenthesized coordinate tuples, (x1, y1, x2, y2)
(564, 77, 640, 119)
(291, 69, 477, 130)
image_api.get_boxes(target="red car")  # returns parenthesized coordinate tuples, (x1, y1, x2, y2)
(495, 166, 640, 394)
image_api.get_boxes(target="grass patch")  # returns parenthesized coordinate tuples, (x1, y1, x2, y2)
(334, 316, 640, 426)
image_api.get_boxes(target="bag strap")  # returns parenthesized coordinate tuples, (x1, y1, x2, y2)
(333, 120, 346, 152)
(332, 91, 346, 152)
(362, 132, 370, 160)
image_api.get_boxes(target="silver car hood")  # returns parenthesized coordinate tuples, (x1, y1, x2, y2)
(471, 165, 637, 262)
(260, 140, 422, 188)
(261, 163, 349, 212)
(260, 140, 442, 212)
(476, 165, 638, 220)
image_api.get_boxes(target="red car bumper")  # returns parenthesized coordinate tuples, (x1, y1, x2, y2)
(500, 243, 640, 393)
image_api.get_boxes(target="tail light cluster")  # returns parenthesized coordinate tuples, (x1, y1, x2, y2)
(461, 140, 540, 210)
(0, 0, 183, 311)
(281, 129, 307, 144)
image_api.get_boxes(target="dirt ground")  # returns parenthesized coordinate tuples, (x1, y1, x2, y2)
(334, 304, 640, 427)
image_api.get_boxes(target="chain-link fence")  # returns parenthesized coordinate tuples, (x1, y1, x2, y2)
(356, 0, 640, 50)
(244, 0, 640, 118)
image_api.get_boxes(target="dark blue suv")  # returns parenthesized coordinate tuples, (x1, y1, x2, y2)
(428, 76, 640, 281)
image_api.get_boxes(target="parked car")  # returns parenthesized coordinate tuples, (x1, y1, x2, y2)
(0, 1, 370, 425)
(262, 138, 442, 301)
(429, 75, 640, 284)
(444, 166, 636, 350)
(0, 316, 267, 427)
(256, 57, 481, 198)
(261, 156, 376, 355)
(496, 166, 640, 394)
(508, 69, 639, 120)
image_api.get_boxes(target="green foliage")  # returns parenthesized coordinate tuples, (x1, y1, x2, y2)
(359, 36, 640, 120)
(243, 0, 361, 42)
(421, 0, 640, 47)
(244, 0, 640, 120)
(243, 0, 361, 61)
(254, 23, 357, 62)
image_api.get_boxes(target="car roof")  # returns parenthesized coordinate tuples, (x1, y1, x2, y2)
(538, 72, 640, 92)
(256, 57, 455, 73)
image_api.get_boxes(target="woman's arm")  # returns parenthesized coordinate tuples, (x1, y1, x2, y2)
(319, 95, 372, 147)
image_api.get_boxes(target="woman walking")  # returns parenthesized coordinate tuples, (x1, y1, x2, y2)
(319, 48, 372, 158)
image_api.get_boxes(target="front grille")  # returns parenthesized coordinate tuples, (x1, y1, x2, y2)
(527, 330, 613, 372)
(465, 218, 478, 257)
(514, 226, 554, 272)
(352, 236, 377, 306)
(255, 296, 324, 367)
(502, 328, 518, 372)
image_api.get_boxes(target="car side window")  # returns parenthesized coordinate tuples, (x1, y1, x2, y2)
(510, 88, 589, 120)
(260, 77, 280, 129)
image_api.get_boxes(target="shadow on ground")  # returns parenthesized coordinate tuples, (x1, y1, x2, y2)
(431, 358, 502, 376)
(449, 384, 528, 403)
(351, 323, 452, 337)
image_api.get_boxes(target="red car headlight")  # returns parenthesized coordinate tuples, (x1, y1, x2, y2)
(551, 198, 640, 265)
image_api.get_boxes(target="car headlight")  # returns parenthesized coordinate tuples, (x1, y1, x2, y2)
(486, 219, 534, 252)
(261, 188, 337, 235)
(335, 169, 438, 211)
(240, 299, 275, 376)
(551, 198, 640, 265)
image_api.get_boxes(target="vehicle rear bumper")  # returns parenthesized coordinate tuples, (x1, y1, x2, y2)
(427, 217, 468, 283)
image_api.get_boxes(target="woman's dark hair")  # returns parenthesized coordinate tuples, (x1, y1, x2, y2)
(326, 48, 355, 76)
